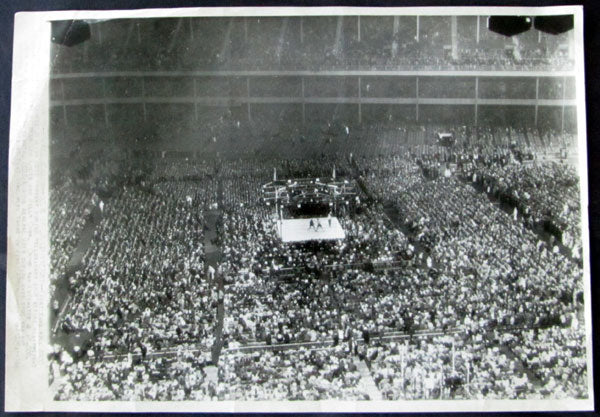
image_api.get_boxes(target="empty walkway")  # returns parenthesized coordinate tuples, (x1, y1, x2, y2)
(353, 357, 383, 400)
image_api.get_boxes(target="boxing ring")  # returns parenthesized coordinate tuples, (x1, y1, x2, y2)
(276, 217, 346, 243)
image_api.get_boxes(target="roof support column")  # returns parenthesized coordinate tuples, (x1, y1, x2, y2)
(141, 77, 147, 122)
(416, 16, 420, 42)
(475, 76, 479, 126)
(358, 76, 362, 124)
(451, 16, 458, 60)
(194, 78, 198, 122)
(392, 16, 399, 58)
(61, 79, 68, 127)
(561, 76, 566, 132)
(247, 76, 252, 122)
(415, 76, 419, 122)
(102, 78, 108, 126)
(534, 77, 539, 126)
(301, 77, 306, 125)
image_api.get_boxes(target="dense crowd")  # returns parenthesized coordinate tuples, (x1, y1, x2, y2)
(468, 161, 582, 256)
(51, 15, 574, 74)
(49, 181, 93, 283)
(51, 161, 224, 399)
(49, 124, 588, 401)
(218, 347, 366, 400)
(58, 182, 215, 353)
(52, 349, 215, 400)
(46, 8, 584, 402)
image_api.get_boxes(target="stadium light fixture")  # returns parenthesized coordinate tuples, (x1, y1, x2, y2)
(487, 16, 532, 37)
(52, 20, 91, 46)
(534, 15, 574, 35)
(488, 15, 573, 37)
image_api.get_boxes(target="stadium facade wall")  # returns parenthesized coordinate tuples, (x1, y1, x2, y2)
(50, 72, 577, 140)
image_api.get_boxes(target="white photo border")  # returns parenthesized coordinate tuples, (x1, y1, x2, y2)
(5, 5, 593, 412)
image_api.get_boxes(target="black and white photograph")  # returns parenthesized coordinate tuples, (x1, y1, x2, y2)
(5, 6, 593, 412)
